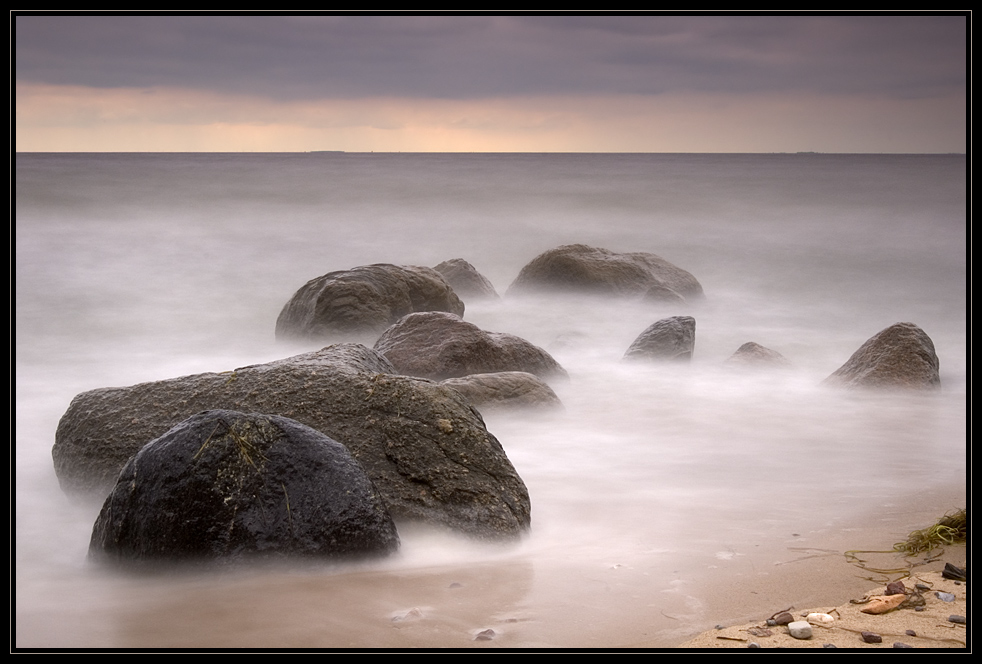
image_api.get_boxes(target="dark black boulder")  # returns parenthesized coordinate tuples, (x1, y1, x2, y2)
(89, 410, 399, 565)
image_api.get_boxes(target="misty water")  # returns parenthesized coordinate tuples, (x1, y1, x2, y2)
(15, 153, 966, 648)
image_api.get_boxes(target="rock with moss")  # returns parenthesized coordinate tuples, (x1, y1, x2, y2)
(507, 244, 703, 301)
(373, 311, 568, 382)
(275, 264, 465, 342)
(55, 344, 530, 540)
(89, 410, 399, 565)
(823, 322, 940, 389)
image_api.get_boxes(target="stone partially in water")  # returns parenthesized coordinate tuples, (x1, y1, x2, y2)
(823, 322, 940, 389)
(89, 410, 399, 565)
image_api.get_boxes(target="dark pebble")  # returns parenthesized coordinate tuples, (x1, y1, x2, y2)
(475, 629, 496, 641)
(822, 643, 837, 649)
(714, 624, 725, 630)
(915, 583, 930, 592)
(942, 563, 966, 581)
(893, 643, 913, 648)
(914, 605, 926, 612)
(885, 581, 906, 595)
(905, 629, 916, 637)
(773, 612, 793, 625)
(861, 631, 882, 644)
(948, 615, 966, 624)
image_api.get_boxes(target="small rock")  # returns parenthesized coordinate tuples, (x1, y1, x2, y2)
(915, 583, 931, 592)
(747, 642, 760, 649)
(914, 605, 926, 612)
(806, 613, 834, 624)
(822, 644, 837, 648)
(765, 619, 777, 626)
(942, 563, 966, 581)
(885, 581, 906, 595)
(861, 631, 882, 644)
(893, 642, 913, 648)
(772, 612, 794, 625)
(948, 615, 966, 624)
(905, 629, 917, 637)
(475, 628, 496, 641)
(935, 591, 956, 602)
(787, 621, 812, 639)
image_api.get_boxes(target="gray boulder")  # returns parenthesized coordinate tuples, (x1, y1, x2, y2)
(433, 258, 499, 300)
(275, 264, 465, 342)
(89, 410, 399, 565)
(54, 344, 530, 540)
(373, 311, 568, 382)
(823, 322, 940, 389)
(507, 244, 703, 300)
(723, 342, 791, 369)
(441, 372, 564, 412)
(624, 316, 696, 361)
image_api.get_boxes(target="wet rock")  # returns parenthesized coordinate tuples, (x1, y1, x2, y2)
(54, 344, 530, 540)
(723, 342, 791, 369)
(441, 371, 563, 412)
(624, 316, 696, 362)
(507, 244, 703, 300)
(373, 311, 568, 382)
(433, 258, 499, 300)
(89, 410, 399, 565)
(823, 322, 940, 389)
(942, 563, 966, 581)
(275, 264, 465, 342)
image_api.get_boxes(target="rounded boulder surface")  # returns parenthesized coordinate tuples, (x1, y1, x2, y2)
(823, 322, 940, 389)
(507, 244, 703, 300)
(275, 264, 465, 342)
(624, 316, 696, 362)
(433, 258, 499, 300)
(373, 311, 568, 382)
(89, 410, 399, 565)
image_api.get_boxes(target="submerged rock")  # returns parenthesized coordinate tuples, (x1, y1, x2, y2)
(624, 316, 696, 362)
(823, 322, 940, 389)
(55, 344, 530, 540)
(433, 258, 499, 300)
(275, 264, 465, 342)
(723, 341, 791, 369)
(441, 372, 564, 412)
(89, 410, 399, 565)
(373, 311, 568, 382)
(507, 244, 703, 300)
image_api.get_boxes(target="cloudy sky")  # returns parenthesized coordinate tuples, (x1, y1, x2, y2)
(14, 14, 968, 153)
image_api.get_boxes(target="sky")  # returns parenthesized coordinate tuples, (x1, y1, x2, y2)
(13, 13, 969, 153)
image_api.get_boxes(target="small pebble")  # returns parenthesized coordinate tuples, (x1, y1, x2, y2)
(915, 583, 930, 592)
(474, 628, 496, 641)
(861, 631, 882, 644)
(914, 605, 926, 612)
(765, 619, 777, 626)
(714, 624, 725, 630)
(773, 612, 793, 625)
(747, 642, 760, 649)
(885, 581, 906, 595)
(936, 591, 956, 602)
(948, 615, 966, 624)
(822, 643, 837, 649)
(788, 621, 812, 640)
(893, 642, 913, 648)
(905, 629, 916, 637)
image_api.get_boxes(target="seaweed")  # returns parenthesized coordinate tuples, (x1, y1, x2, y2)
(844, 509, 966, 581)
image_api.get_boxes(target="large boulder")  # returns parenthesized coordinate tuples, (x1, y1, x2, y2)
(624, 316, 696, 362)
(441, 372, 564, 412)
(823, 322, 940, 389)
(373, 311, 568, 382)
(54, 344, 530, 540)
(89, 410, 399, 565)
(275, 264, 465, 342)
(507, 244, 704, 301)
(433, 258, 499, 300)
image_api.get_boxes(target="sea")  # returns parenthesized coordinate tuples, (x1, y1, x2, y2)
(14, 152, 967, 648)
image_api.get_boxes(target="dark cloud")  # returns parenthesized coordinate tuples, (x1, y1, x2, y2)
(14, 14, 967, 100)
